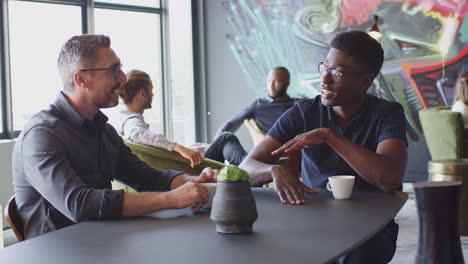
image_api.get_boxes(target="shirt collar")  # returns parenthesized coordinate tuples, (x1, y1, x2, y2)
(325, 94, 370, 124)
(53, 91, 109, 129)
(267, 94, 292, 103)
(120, 109, 143, 117)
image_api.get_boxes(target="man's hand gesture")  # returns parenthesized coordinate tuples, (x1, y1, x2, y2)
(271, 165, 318, 205)
(272, 128, 329, 156)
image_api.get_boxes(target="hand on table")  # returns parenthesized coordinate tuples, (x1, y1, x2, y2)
(271, 165, 318, 205)
(193, 167, 219, 183)
(168, 181, 209, 211)
(166, 168, 218, 211)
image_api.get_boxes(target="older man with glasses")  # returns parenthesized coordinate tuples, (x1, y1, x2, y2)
(12, 34, 217, 240)
(240, 31, 407, 263)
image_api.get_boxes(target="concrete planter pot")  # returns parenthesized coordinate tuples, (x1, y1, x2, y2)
(210, 181, 258, 234)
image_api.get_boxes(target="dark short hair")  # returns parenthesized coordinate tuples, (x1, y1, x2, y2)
(331, 31, 383, 77)
(272, 66, 290, 80)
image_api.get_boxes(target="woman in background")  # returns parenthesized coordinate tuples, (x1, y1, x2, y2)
(118, 70, 205, 168)
(452, 71, 468, 151)
(452, 72, 468, 126)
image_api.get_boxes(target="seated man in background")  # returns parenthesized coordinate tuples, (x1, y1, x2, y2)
(118, 69, 205, 168)
(240, 31, 407, 263)
(204, 66, 300, 165)
(12, 34, 217, 240)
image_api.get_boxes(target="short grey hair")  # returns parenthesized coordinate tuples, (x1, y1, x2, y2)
(57, 34, 111, 91)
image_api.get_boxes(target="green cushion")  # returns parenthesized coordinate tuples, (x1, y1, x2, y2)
(112, 141, 225, 193)
(419, 106, 464, 160)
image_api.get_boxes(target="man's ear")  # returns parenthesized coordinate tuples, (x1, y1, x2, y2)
(73, 71, 87, 88)
(139, 88, 147, 97)
(362, 73, 375, 91)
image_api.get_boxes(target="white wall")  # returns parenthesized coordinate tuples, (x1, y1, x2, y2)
(0, 140, 15, 229)
(204, 0, 256, 150)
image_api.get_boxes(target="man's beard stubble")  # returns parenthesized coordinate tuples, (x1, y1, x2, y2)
(269, 87, 287, 100)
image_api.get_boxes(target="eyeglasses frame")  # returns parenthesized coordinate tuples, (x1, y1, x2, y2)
(318, 62, 369, 82)
(79, 64, 123, 79)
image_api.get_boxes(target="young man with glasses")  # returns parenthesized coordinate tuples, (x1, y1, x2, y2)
(12, 34, 217, 240)
(240, 31, 407, 263)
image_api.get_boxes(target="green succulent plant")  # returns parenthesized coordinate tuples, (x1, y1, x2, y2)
(217, 164, 249, 182)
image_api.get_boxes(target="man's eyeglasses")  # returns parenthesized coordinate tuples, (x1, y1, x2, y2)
(318, 62, 366, 82)
(80, 64, 123, 79)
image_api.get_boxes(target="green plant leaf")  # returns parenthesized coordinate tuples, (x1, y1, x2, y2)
(217, 164, 249, 182)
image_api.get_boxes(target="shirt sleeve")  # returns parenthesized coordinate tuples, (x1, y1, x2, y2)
(215, 101, 256, 136)
(21, 125, 125, 223)
(122, 115, 176, 151)
(377, 104, 408, 146)
(112, 133, 182, 193)
(267, 103, 305, 144)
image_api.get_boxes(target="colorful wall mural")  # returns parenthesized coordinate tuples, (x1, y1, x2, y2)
(222, 0, 468, 145)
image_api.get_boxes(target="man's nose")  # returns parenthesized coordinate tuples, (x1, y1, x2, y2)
(117, 70, 127, 82)
(321, 71, 333, 83)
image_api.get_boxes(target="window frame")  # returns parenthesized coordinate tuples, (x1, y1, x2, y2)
(1, 0, 12, 138)
(0, 0, 172, 139)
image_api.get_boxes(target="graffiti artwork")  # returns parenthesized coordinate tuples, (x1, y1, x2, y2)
(223, 0, 468, 142)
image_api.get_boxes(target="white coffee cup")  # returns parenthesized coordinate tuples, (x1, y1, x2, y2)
(326, 176, 355, 199)
(202, 183, 217, 209)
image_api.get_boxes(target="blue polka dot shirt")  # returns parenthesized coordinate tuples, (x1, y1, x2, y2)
(267, 94, 407, 190)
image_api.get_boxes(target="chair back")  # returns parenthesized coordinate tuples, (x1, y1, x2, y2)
(4, 196, 24, 242)
(244, 119, 265, 145)
(242, 119, 302, 188)
(113, 141, 226, 193)
(419, 106, 465, 160)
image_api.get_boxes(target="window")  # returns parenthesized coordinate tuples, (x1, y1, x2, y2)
(8, 1, 81, 131)
(96, 0, 159, 8)
(168, 0, 196, 145)
(0, 0, 195, 141)
(0, 69, 3, 137)
(95, 8, 164, 134)
(0, 15, 3, 136)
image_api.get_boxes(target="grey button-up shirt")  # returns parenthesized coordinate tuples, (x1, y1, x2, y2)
(12, 92, 181, 239)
